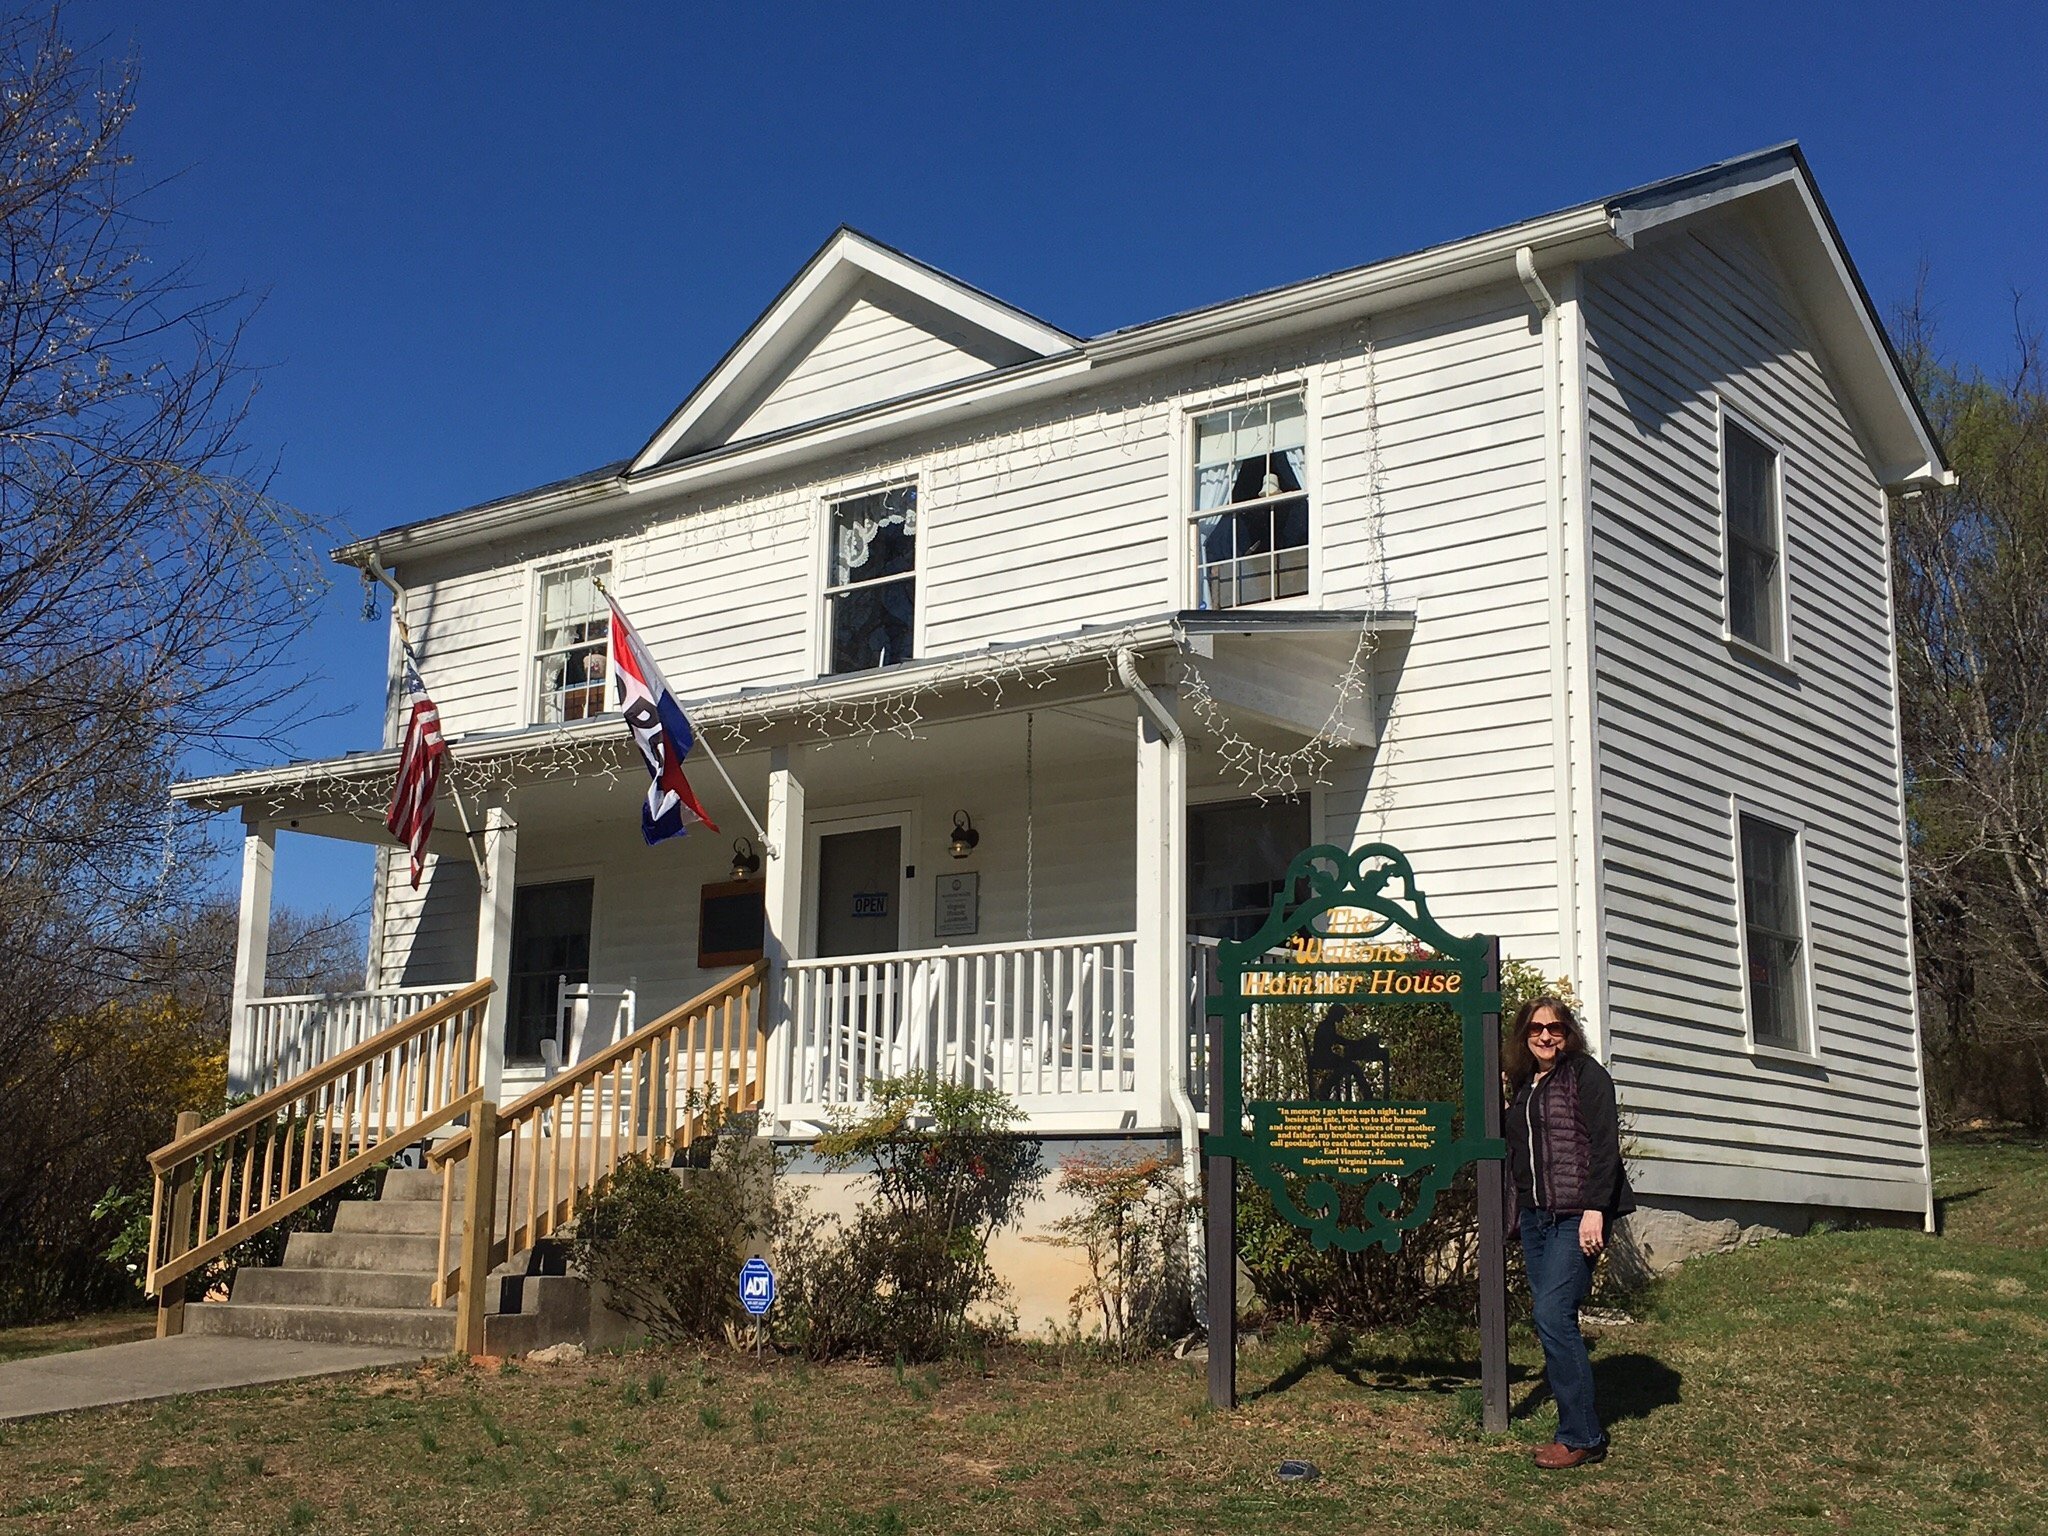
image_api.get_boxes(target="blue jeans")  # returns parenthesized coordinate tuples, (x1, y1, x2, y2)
(1520, 1207, 1604, 1450)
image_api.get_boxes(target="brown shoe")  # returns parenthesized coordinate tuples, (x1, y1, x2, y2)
(1533, 1441, 1607, 1470)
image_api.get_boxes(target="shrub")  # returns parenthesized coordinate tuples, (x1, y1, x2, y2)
(1232, 957, 1570, 1327)
(774, 1077, 1042, 1361)
(1040, 1151, 1195, 1355)
(569, 1134, 770, 1343)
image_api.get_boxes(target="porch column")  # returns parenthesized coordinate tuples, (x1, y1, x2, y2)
(763, 745, 808, 1124)
(227, 812, 276, 1099)
(473, 797, 519, 1102)
(1133, 698, 1186, 1133)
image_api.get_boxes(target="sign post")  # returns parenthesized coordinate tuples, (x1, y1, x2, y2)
(1476, 936, 1508, 1433)
(1201, 842, 1509, 1423)
(739, 1255, 775, 1363)
(1205, 1007, 1236, 1411)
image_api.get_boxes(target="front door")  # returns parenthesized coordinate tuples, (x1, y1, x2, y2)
(506, 878, 594, 1061)
(814, 824, 904, 957)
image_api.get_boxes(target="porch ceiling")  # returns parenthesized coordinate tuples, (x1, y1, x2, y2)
(171, 608, 1412, 832)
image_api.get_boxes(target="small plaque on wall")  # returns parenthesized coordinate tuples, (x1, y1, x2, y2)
(935, 872, 979, 938)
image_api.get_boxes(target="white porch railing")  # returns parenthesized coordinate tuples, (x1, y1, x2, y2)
(239, 985, 468, 1098)
(779, 933, 1138, 1121)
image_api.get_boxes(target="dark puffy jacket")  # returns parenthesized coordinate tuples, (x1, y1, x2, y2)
(1505, 1052, 1635, 1218)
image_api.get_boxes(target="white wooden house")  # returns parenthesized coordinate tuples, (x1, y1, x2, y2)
(173, 144, 1948, 1291)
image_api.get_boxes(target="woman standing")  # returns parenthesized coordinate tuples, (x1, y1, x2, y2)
(1504, 996, 1633, 1469)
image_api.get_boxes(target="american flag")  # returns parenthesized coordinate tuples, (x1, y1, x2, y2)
(386, 654, 448, 888)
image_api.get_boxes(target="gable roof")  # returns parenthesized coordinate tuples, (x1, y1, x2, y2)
(1602, 143, 1949, 489)
(628, 227, 1079, 471)
(337, 144, 1947, 569)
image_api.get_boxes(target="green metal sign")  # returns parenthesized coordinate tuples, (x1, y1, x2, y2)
(1203, 841, 1505, 1254)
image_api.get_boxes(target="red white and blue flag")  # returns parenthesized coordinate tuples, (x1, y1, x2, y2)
(386, 652, 447, 889)
(606, 596, 718, 844)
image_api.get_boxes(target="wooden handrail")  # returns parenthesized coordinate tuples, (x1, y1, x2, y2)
(430, 962, 766, 1167)
(145, 979, 494, 1302)
(429, 962, 769, 1318)
(150, 979, 495, 1173)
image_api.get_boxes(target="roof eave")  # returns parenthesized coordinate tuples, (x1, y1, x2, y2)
(173, 607, 1415, 808)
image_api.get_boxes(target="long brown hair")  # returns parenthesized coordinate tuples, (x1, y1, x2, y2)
(1505, 995, 1585, 1090)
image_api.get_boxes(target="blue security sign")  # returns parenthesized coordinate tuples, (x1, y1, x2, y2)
(738, 1256, 775, 1317)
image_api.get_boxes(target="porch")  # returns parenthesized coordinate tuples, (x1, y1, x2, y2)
(185, 611, 1401, 1137)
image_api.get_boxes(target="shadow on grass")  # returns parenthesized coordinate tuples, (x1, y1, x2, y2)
(1243, 1328, 1539, 1402)
(1511, 1352, 1682, 1428)
(1932, 1187, 1989, 1236)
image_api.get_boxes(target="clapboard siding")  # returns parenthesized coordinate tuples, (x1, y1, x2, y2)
(1581, 215, 1925, 1212)
(1319, 292, 1562, 964)
(731, 292, 994, 443)
(376, 854, 479, 988)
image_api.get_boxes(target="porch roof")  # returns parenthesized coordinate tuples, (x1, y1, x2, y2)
(172, 608, 1413, 828)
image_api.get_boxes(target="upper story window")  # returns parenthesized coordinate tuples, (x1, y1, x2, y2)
(535, 558, 610, 722)
(1737, 812, 1810, 1052)
(1193, 394, 1309, 610)
(1723, 416, 1785, 656)
(825, 483, 916, 674)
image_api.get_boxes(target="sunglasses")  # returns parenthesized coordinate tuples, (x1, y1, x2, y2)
(1525, 1023, 1569, 1039)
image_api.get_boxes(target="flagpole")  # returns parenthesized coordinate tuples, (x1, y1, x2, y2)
(385, 592, 489, 890)
(693, 729, 774, 856)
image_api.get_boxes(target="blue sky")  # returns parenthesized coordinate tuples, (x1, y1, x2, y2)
(102, 0, 2048, 922)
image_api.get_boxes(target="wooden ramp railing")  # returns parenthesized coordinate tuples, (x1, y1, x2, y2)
(145, 980, 495, 1313)
(428, 962, 768, 1352)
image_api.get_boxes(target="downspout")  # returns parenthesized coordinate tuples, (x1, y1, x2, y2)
(1516, 247, 1585, 1020)
(1116, 647, 1207, 1322)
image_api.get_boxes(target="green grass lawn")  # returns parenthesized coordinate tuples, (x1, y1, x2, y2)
(0, 1140, 2043, 1535)
(0, 1313, 154, 1366)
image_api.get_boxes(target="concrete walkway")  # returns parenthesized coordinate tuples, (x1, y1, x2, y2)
(0, 1335, 432, 1421)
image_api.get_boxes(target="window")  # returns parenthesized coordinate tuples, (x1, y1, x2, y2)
(825, 483, 916, 674)
(1192, 394, 1309, 610)
(1723, 417, 1784, 655)
(506, 878, 593, 1062)
(1188, 797, 1311, 941)
(535, 559, 610, 722)
(1737, 814, 1809, 1051)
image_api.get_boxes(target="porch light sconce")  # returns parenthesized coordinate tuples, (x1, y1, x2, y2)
(948, 811, 980, 860)
(729, 837, 762, 880)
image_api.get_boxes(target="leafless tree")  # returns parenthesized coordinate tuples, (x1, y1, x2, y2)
(0, 9, 332, 1318)
(1892, 292, 2048, 1126)
(0, 9, 326, 911)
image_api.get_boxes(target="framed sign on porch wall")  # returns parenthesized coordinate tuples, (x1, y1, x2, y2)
(698, 878, 766, 968)
(934, 872, 979, 938)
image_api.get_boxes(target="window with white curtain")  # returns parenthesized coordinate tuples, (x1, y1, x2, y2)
(534, 558, 611, 722)
(824, 483, 916, 674)
(1191, 394, 1309, 610)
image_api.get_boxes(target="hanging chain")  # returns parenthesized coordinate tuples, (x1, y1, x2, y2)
(1025, 710, 1035, 942)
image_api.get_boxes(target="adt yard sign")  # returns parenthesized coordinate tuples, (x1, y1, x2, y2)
(739, 1257, 775, 1317)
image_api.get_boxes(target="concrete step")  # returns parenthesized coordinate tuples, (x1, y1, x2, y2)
(230, 1266, 445, 1312)
(284, 1230, 442, 1273)
(185, 1301, 456, 1351)
(380, 1168, 462, 1203)
(333, 1199, 448, 1235)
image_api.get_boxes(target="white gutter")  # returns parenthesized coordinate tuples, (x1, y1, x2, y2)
(1116, 647, 1207, 1323)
